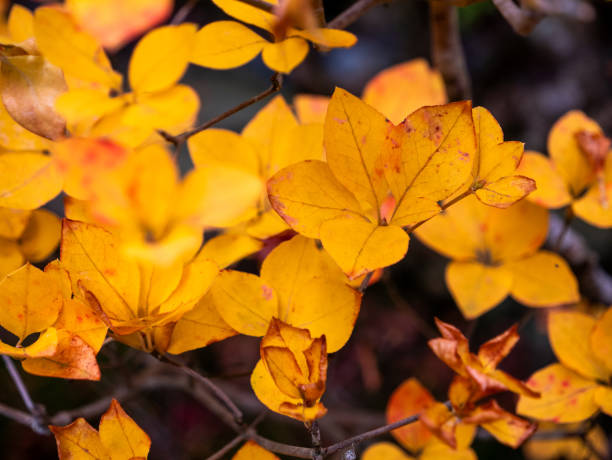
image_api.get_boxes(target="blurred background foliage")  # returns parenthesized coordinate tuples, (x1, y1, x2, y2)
(1, 0, 611, 458)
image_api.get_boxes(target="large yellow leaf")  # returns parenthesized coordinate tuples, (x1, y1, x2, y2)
(0, 152, 63, 209)
(548, 110, 603, 196)
(19, 209, 61, 262)
(548, 310, 610, 381)
(445, 261, 513, 319)
(34, 7, 121, 90)
(362, 59, 447, 125)
(590, 307, 612, 372)
(99, 399, 151, 459)
(50, 418, 110, 460)
(506, 251, 579, 307)
(267, 160, 364, 238)
(261, 37, 308, 73)
(233, 441, 280, 460)
(517, 151, 571, 208)
(129, 23, 196, 93)
(22, 330, 101, 380)
(0, 263, 62, 341)
(191, 21, 266, 70)
(167, 292, 237, 354)
(386, 378, 435, 453)
(0, 55, 67, 140)
(320, 216, 409, 279)
(211, 270, 278, 336)
(517, 363, 600, 423)
(385, 101, 476, 227)
(66, 0, 172, 50)
(362, 442, 414, 460)
(324, 87, 389, 219)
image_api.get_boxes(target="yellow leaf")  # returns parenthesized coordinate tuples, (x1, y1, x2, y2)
(474, 175, 535, 208)
(362, 442, 414, 460)
(191, 21, 266, 69)
(548, 110, 603, 196)
(324, 87, 389, 219)
(55, 88, 126, 136)
(0, 99, 50, 151)
(0, 152, 63, 209)
(420, 442, 477, 460)
(167, 291, 237, 354)
(34, 7, 121, 90)
(199, 233, 262, 269)
(233, 441, 280, 460)
(211, 270, 278, 336)
(0, 207, 30, 239)
(548, 310, 610, 381)
(571, 182, 612, 228)
(320, 216, 409, 279)
(267, 159, 364, 238)
(129, 23, 196, 93)
(386, 378, 435, 453)
(245, 210, 289, 239)
(99, 399, 151, 459)
(55, 299, 108, 353)
(0, 54, 67, 140)
(595, 385, 612, 416)
(507, 251, 579, 307)
(0, 239, 24, 278)
(65, 0, 172, 50)
(362, 59, 447, 125)
(189, 128, 260, 176)
(261, 37, 308, 73)
(517, 363, 600, 423)
(445, 261, 513, 319)
(22, 330, 101, 381)
(212, 0, 276, 32)
(7, 4, 34, 43)
(293, 94, 329, 124)
(50, 418, 110, 460)
(590, 306, 612, 371)
(0, 327, 58, 359)
(385, 102, 476, 227)
(19, 209, 61, 262)
(291, 28, 356, 48)
(516, 151, 571, 208)
(0, 263, 62, 341)
(524, 423, 609, 460)
(177, 164, 262, 228)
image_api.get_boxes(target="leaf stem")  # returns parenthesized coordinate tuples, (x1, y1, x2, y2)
(407, 188, 473, 234)
(328, 0, 393, 29)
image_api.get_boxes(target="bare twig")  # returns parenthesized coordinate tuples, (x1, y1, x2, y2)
(407, 189, 473, 234)
(546, 214, 612, 304)
(171, 0, 199, 24)
(359, 272, 374, 293)
(328, 0, 393, 29)
(2, 356, 48, 434)
(159, 73, 282, 147)
(206, 413, 266, 460)
(429, 0, 471, 101)
(0, 401, 38, 430)
(311, 0, 327, 27)
(491, 0, 543, 36)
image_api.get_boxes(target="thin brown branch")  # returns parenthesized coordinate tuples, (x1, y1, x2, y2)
(407, 188, 473, 234)
(311, 0, 327, 27)
(491, 0, 543, 35)
(3, 356, 48, 435)
(171, 0, 199, 24)
(206, 413, 266, 460)
(0, 401, 38, 431)
(328, 0, 393, 29)
(429, 0, 471, 101)
(358, 271, 374, 293)
(159, 73, 282, 147)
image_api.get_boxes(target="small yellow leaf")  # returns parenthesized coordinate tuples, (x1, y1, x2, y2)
(590, 307, 612, 372)
(261, 37, 308, 73)
(19, 209, 61, 262)
(320, 216, 409, 279)
(0, 207, 30, 239)
(0, 239, 24, 278)
(517, 363, 600, 423)
(189, 128, 260, 176)
(129, 23, 196, 93)
(99, 399, 151, 459)
(233, 441, 280, 460)
(507, 251, 579, 307)
(291, 28, 356, 48)
(0, 263, 62, 341)
(0, 152, 63, 209)
(516, 151, 571, 208)
(571, 182, 612, 228)
(191, 21, 266, 70)
(0, 55, 67, 140)
(55, 88, 126, 136)
(548, 310, 610, 381)
(362, 442, 414, 460)
(362, 59, 447, 125)
(0, 327, 58, 359)
(211, 270, 278, 336)
(595, 385, 612, 416)
(54, 298, 108, 353)
(474, 175, 536, 208)
(0, 99, 50, 151)
(445, 261, 513, 319)
(199, 233, 262, 269)
(212, 0, 276, 32)
(8, 4, 34, 43)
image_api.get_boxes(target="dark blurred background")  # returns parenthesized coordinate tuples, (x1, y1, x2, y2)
(2, 0, 612, 458)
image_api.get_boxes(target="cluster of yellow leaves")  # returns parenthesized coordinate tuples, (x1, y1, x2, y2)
(0, 207, 60, 277)
(518, 307, 612, 423)
(192, 0, 356, 73)
(51, 399, 151, 460)
(518, 111, 612, 227)
(417, 196, 579, 318)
